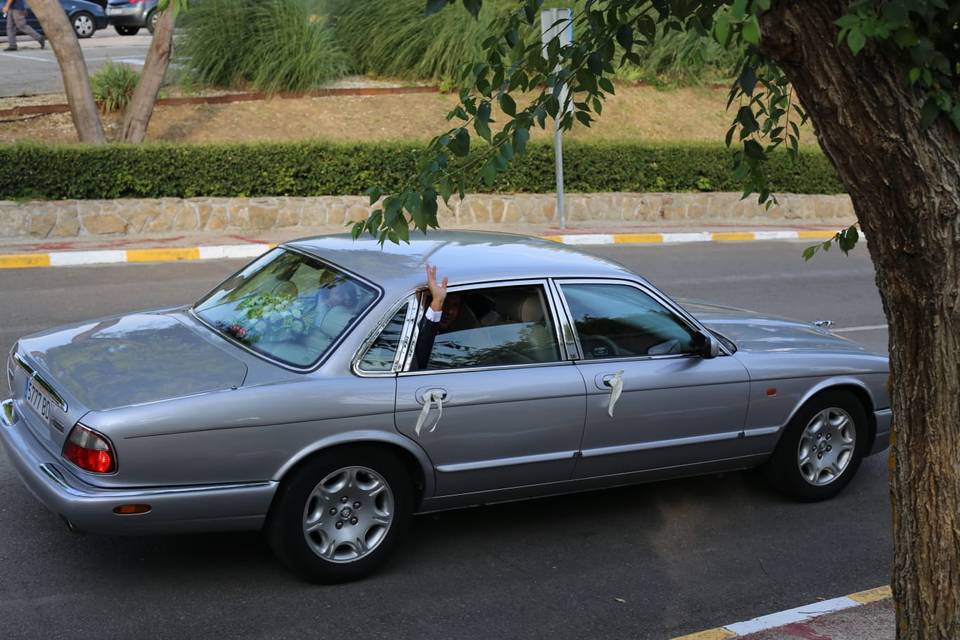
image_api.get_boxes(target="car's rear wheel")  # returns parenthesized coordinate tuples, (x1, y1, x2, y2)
(146, 10, 158, 35)
(763, 390, 868, 501)
(72, 12, 96, 38)
(265, 447, 412, 583)
(115, 25, 140, 36)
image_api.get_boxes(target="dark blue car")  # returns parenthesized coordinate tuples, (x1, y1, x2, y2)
(1, 0, 108, 39)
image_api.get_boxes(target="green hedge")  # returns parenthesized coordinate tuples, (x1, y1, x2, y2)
(0, 141, 843, 200)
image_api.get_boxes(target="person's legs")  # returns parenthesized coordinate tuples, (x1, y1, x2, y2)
(5, 10, 17, 50)
(12, 10, 42, 45)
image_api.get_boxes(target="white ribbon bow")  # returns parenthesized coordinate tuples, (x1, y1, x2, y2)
(607, 370, 624, 418)
(414, 390, 444, 436)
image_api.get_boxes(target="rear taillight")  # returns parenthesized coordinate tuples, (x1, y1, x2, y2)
(63, 425, 116, 473)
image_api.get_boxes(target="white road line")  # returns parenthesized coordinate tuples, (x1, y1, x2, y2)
(724, 596, 860, 635)
(114, 57, 146, 66)
(833, 324, 888, 333)
(0, 51, 55, 63)
(661, 232, 714, 243)
(49, 250, 126, 267)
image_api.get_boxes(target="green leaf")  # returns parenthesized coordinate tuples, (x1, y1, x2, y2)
(462, 0, 481, 19)
(449, 128, 470, 156)
(513, 127, 529, 155)
(424, 0, 449, 16)
(741, 17, 760, 45)
(598, 76, 615, 94)
(498, 93, 516, 117)
(846, 28, 866, 55)
(366, 186, 382, 206)
(713, 11, 730, 45)
(802, 245, 817, 261)
(575, 110, 593, 127)
(919, 97, 941, 129)
(616, 24, 633, 50)
(743, 139, 765, 160)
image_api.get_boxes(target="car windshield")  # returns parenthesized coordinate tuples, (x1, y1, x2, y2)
(194, 248, 378, 368)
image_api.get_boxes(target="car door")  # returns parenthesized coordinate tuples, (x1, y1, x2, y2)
(393, 280, 587, 497)
(554, 279, 751, 479)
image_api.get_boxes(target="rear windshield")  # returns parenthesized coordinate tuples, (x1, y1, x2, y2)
(194, 248, 378, 368)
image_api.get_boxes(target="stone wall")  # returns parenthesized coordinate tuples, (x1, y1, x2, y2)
(0, 192, 855, 239)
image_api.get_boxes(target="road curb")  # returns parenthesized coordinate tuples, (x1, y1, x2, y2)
(672, 585, 892, 639)
(0, 229, 842, 270)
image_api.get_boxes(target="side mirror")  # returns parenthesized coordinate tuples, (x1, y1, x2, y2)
(694, 331, 720, 359)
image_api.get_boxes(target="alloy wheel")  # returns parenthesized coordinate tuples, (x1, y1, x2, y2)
(797, 407, 857, 486)
(302, 466, 395, 564)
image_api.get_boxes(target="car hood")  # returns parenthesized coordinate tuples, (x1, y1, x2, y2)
(677, 299, 867, 353)
(17, 311, 248, 412)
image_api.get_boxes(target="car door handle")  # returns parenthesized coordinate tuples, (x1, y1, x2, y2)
(414, 388, 446, 436)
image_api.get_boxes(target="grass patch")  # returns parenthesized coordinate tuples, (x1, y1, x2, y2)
(91, 62, 140, 113)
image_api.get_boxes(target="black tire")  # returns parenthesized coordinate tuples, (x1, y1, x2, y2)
(265, 446, 413, 584)
(115, 25, 140, 36)
(763, 390, 869, 502)
(146, 10, 157, 35)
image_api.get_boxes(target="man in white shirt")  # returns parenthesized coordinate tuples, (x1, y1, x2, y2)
(413, 264, 450, 370)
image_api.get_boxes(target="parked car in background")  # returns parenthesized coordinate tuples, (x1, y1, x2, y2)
(0, 233, 891, 583)
(1, 0, 107, 39)
(106, 0, 158, 35)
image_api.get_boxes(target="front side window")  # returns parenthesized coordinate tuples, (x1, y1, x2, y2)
(561, 283, 697, 359)
(419, 285, 561, 370)
(194, 248, 378, 368)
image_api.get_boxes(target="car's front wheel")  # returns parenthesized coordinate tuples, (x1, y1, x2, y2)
(763, 390, 868, 501)
(265, 447, 413, 583)
(146, 10, 158, 35)
(71, 12, 96, 38)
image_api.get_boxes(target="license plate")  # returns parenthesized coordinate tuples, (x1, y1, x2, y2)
(25, 378, 52, 425)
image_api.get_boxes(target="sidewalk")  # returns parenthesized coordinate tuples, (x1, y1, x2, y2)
(0, 222, 844, 269)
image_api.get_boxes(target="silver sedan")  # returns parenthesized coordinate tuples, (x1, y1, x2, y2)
(1, 232, 890, 582)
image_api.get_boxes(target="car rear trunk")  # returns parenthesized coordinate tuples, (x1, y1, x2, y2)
(10, 311, 247, 455)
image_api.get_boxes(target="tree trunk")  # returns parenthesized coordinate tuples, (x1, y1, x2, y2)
(28, 0, 105, 144)
(121, 7, 175, 143)
(759, 2, 960, 638)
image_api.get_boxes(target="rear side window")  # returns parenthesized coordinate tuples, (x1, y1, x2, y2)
(561, 283, 696, 359)
(421, 285, 560, 370)
(358, 306, 408, 372)
(194, 248, 378, 368)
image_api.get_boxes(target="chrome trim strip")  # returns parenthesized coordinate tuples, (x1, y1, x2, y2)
(580, 430, 744, 458)
(38, 463, 273, 499)
(743, 426, 781, 437)
(14, 353, 68, 412)
(436, 450, 577, 473)
(875, 408, 892, 417)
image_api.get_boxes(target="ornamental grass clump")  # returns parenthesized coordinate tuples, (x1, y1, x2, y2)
(177, 0, 349, 92)
(90, 62, 141, 113)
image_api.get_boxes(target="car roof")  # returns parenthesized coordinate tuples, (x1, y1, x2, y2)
(285, 231, 639, 292)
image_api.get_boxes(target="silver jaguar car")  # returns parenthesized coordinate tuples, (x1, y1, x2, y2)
(1, 232, 890, 582)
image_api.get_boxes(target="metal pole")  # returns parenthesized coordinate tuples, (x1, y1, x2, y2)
(541, 8, 573, 230)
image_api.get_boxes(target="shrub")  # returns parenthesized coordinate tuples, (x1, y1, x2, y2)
(0, 141, 843, 201)
(177, 0, 349, 92)
(90, 62, 141, 113)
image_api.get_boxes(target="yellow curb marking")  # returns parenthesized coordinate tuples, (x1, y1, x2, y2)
(0, 253, 51, 269)
(613, 233, 664, 244)
(126, 248, 202, 263)
(541, 235, 564, 242)
(672, 628, 736, 640)
(797, 230, 836, 239)
(848, 585, 892, 604)
(712, 232, 756, 242)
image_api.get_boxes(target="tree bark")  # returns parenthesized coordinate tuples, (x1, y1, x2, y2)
(121, 7, 175, 143)
(759, 2, 960, 638)
(28, 0, 105, 144)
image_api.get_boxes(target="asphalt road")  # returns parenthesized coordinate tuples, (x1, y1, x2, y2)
(0, 30, 151, 98)
(0, 241, 891, 639)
